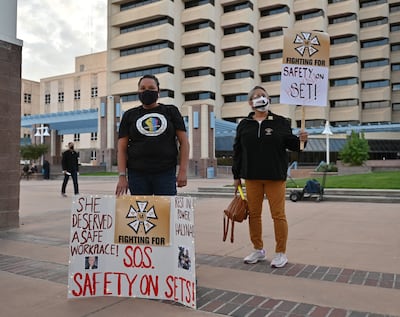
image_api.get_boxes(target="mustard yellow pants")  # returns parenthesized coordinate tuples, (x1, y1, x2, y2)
(245, 179, 288, 253)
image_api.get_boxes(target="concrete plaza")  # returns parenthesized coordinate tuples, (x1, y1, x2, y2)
(0, 176, 399, 316)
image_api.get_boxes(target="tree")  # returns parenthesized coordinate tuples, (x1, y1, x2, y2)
(339, 131, 369, 166)
(20, 144, 49, 162)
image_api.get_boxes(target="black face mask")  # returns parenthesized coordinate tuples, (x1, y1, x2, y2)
(139, 90, 158, 105)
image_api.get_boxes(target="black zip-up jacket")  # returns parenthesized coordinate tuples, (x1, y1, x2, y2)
(232, 111, 304, 180)
(62, 150, 79, 173)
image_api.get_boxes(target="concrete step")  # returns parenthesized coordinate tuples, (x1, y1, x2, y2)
(186, 187, 400, 203)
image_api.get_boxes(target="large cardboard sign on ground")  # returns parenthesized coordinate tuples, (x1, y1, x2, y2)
(280, 29, 330, 106)
(67, 195, 196, 309)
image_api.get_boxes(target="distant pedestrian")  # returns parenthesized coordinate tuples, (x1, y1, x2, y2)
(43, 160, 50, 179)
(30, 163, 38, 174)
(61, 142, 79, 197)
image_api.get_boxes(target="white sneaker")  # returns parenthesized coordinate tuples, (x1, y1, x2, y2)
(244, 249, 266, 264)
(270, 253, 288, 268)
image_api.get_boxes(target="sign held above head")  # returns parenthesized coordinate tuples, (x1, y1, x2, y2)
(280, 29, 330, 149)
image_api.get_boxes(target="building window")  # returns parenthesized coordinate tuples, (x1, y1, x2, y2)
(224, 94, 248, 102)
(74, 90, 81, 100)
(185, 44, 214, 55)
(91, 87, 98, 98)
(120, 0, 161, 11)
(120, 65, 174, 80)
(361, 59, 389, 68)
(391, 43, 400, 51)
(261, 50, 282, 60)
(392, 83, 400, 91)
(184, 91, 215, 101)
(330, 99, 358, 108)
(329, 13, 356, 24)
(331, 35, 357, 45)
(295, 9, 323, 21)
(121, 41, 173, 56)
(270, 95, 280, 104)
(330, 77, 358, 87)
(184, 20, 214, 32)
(223, 24, 253, 35)
(24, 93, 31, 103)
(74, 133, 80, 141)
(224, 70, 254, 80)
(121, 89, 174, 102)
(224, 47, 253, 57)
(120, 17, 173, 34)
(184, 0, 214, 9)
(58, 92, 64, 103)
(260, 28, 283, 38)
(91, 132, 98, 141)
(360, 0, 386, 9)
(159, 90, 174, 98)
(223, 1, 253, 13)
(361, 38, 389, 48)
(330, 56, 358, 66)
(390, 23, 400, 32)
(260, 5, 289, 16)
(392, 103, 400, 110)
(362, 80, 389, 89)
(361, 18, 387, 28)
(261, 73, 281, 82)
(362, 101, 389, 109)
(90, 150, 97, 161)
(392, 63, 400, 71)
(184, 68, 215, 78)
(390, 2, 400, 12)
(45, 94, 51, 104)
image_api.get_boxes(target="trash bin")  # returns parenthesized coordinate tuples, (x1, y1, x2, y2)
(207, 167, 215, 179)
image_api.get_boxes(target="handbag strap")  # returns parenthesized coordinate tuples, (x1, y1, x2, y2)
(222, 214, 235, 243)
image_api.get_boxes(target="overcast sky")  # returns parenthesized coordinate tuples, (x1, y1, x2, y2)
(17, 0, 107, 81)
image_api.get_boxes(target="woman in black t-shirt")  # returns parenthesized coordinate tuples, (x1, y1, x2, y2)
(115, 74, 189, 196)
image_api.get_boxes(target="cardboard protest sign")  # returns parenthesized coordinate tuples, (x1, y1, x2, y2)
(68, 195, 196, 309)
(280, 29, 330, 106)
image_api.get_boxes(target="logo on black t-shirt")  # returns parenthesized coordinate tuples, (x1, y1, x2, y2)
(136, 113, 167, 136)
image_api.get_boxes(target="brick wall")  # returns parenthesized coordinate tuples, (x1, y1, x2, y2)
(0, 39, 22, 229)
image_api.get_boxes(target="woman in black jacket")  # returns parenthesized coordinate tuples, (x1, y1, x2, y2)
(232, 86, 308, 268)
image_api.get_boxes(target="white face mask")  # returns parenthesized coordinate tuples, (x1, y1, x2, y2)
(252, 96, 270, 112)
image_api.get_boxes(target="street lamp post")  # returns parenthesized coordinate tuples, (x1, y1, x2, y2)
(322, 121, 333, 165)
(34, 124, 50, 165)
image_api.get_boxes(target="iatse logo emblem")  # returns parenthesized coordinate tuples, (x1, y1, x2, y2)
(293, 32, 321, 57)
(265, 128, 273, 135)
(126, 201, 158, 234)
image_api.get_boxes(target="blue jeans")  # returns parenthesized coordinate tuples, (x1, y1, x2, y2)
(128, 168, 177, 195)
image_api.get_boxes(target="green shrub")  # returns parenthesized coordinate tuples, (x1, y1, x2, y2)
(339, 131, 369, 166)
(316, 163, 338, 172)
(217, 156, 233, 166)
(20, 144, 49, 161)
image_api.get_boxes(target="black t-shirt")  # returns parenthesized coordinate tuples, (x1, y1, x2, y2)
(118, 104, 186, 173)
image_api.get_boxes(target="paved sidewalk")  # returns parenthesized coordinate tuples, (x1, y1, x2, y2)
(0, 177, 399, 317)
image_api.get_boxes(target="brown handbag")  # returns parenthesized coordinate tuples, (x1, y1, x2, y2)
(223, 185, 248, 243)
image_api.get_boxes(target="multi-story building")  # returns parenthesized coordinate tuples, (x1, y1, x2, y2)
(22, 0, 400, 173)
(21, 79, 40, 145)
(107, 0, 400, 161)
(22, 52, 107, 166)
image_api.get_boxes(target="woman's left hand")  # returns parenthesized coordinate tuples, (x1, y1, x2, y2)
(299, 130, 308, 142)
